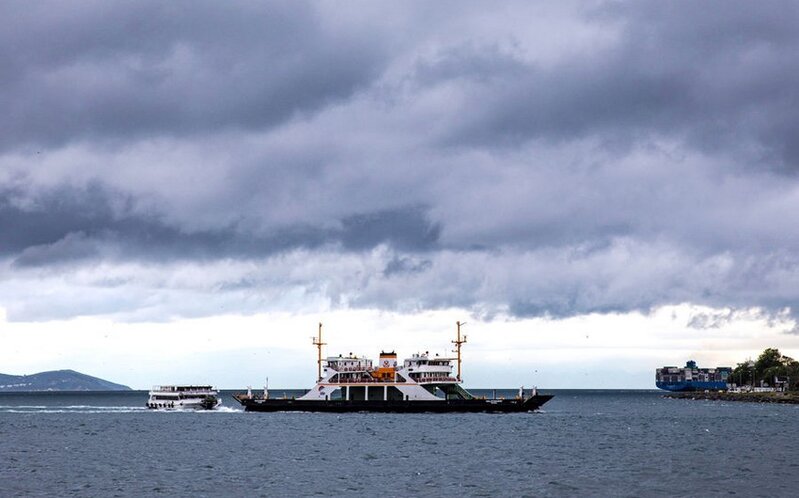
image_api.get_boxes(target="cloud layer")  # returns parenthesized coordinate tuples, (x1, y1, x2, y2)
(2, 1, 799, 322)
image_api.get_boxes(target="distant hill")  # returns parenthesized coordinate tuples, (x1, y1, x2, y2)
(0, 369, 131, 392)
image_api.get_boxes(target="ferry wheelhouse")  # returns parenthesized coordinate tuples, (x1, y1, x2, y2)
(147, 385, 221, 410)
(234, 323, 552, 413)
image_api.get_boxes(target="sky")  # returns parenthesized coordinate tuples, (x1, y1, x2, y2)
(2, 1, 799, 389)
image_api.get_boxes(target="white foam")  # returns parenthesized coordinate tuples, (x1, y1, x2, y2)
(2, 408, 147, 414)
(1, 404, 244, 414)
(206, 406, 243, 413)
(63, 405, 147, 410)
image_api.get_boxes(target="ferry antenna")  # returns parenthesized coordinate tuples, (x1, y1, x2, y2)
(312, 322, 327, 381)
(452, 321, 467, 382)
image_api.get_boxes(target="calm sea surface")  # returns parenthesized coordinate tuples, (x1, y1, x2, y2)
(1, 389, 797, 497)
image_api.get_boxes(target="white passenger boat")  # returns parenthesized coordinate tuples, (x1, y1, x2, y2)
(146, 385, 221, 410)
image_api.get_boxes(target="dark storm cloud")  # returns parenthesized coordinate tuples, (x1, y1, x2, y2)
(0, 183, 440, 267)
(0, 1, 387, 151)
(383, 256, 433, 278)
(1, 1, 799, 323)
(509, 300, 627, 321)
(428, 2, 799, 170)
(341, 207, 441, 252)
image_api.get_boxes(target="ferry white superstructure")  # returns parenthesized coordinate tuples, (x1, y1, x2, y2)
(234, 322, 553, 413)
(295, 350, 474, 402)
(147, 385, 221, 410)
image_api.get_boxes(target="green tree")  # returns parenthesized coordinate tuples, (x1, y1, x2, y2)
(754, 348, 783, 373)
(730, 361, 754, 387)
(728, 348, 799, 390)
(755, 348, 798, 389)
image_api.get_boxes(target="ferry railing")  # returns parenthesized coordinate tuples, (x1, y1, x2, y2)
(327, 376, 457, 384)
(415, 376, 458, 383)
(328, 377, 407, 384)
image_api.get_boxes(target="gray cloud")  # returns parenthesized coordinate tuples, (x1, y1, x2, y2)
(383, 255, 433, 278)
(423, 3, 799, 170)
(1, 1, 799, 322)
(341, 207, 440, 252)
(0, 182, 440, 267)
(0, 1, 388, 151)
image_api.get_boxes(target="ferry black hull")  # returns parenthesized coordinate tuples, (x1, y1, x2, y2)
(233, 394, 553, 413)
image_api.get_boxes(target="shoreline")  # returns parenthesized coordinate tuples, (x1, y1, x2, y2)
(665, 391, 799, 404)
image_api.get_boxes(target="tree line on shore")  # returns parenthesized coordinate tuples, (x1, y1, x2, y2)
(729, 348, 799, 390)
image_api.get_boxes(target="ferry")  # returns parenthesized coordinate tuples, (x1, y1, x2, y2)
(655, 361, 732, 392)
(146, 385, 221, 410)
(234, 322, 553, 413)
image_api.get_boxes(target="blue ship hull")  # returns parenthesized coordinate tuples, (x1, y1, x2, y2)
(656, 381, 727, 392)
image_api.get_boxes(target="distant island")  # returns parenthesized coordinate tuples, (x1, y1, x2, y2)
(0, 369, 131, 392)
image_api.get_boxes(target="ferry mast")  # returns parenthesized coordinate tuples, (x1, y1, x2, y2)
(312, 322, 326, 381)
(452, 321, 467, 382)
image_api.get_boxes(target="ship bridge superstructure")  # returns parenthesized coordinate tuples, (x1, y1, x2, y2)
(298, 329, 473, 402)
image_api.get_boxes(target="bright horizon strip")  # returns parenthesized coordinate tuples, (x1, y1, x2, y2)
(1, 304, 797, 390)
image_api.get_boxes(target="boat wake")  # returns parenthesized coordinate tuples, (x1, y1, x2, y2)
(1, 405, 148, 414)
(1, 405, 243, 414)
(199, 406, 243, 413)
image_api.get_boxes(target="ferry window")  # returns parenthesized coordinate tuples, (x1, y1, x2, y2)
(386, 386, 403, 401)
(349, 386, 366, 401)
(367, 388, 383, 401)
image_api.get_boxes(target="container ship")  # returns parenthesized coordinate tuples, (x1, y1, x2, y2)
(655, 360, 732, 392)
(234, 322, 552, 413)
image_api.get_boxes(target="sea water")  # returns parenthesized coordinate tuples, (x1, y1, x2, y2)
(1, 390, 797, 497)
